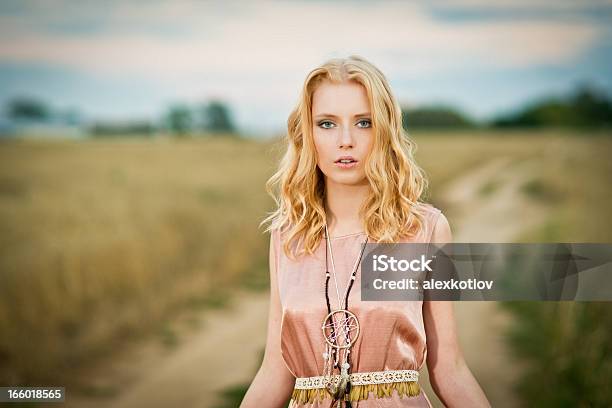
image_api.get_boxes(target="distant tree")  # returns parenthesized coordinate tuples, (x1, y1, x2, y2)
(571, 84, 612, 126)
(201, 100, 236, 134)
(166, 104, 193, 136)
(401, 105, 474, 129)
(6, 97, 50, 121)
(492, 97, 571, 127)
(491, 83, 612, 128)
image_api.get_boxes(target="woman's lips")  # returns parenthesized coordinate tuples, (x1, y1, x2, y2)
(334, 160, 358, 169)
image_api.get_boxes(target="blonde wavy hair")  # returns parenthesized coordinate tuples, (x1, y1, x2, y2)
(261, 55, 430, 260)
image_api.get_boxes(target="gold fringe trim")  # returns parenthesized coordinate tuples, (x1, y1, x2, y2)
(290, 381, 420, 404)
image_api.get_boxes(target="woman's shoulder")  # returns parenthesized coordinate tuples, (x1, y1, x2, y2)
(415, 201, 442, 219)
(270, 224, 289, 242)
(270, 224, 296, 253)
(418, 202, 452, 243)
(408, 202, 444, 242)
(270, 225, 285, 250)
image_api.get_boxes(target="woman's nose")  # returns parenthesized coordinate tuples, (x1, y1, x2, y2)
(338, 125, 354, 148)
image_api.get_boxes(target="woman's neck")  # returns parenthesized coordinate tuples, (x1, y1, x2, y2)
(324, 179, 370, 237)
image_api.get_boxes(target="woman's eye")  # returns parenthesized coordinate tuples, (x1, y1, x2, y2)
(317, 119, 371, 129)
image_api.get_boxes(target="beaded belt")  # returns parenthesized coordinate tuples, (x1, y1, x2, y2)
(291, 369, 421, 404)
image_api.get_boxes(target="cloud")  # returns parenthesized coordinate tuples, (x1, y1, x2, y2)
(0, 1, 604, 80)
(0, 0, 609, 132)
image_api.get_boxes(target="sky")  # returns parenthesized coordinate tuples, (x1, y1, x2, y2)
(0, 0, 611, 137)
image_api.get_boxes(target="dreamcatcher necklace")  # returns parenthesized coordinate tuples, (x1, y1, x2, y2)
(321, 224, 369, 408)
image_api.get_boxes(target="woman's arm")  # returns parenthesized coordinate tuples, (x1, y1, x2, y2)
(240, 232, 295, 407)
(423, 213, 490, 407)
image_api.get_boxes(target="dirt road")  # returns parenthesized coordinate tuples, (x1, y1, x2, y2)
(419, 156, 546, 408)
(64, 290, 270, 408)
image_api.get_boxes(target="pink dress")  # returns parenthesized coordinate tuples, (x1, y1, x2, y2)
(273, 204, 442, 408)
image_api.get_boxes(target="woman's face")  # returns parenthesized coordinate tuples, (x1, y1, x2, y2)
(311, 80, 374, 187)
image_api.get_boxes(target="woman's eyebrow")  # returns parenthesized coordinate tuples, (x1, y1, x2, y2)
(314, 112, 371, 119)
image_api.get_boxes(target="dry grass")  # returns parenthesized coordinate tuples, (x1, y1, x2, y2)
(0, 136, 279, 384)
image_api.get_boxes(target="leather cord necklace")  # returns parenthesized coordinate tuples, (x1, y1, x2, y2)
(321, 225, 369, 408)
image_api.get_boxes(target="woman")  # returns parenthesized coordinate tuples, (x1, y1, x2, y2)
(241, 55, 489, 407)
